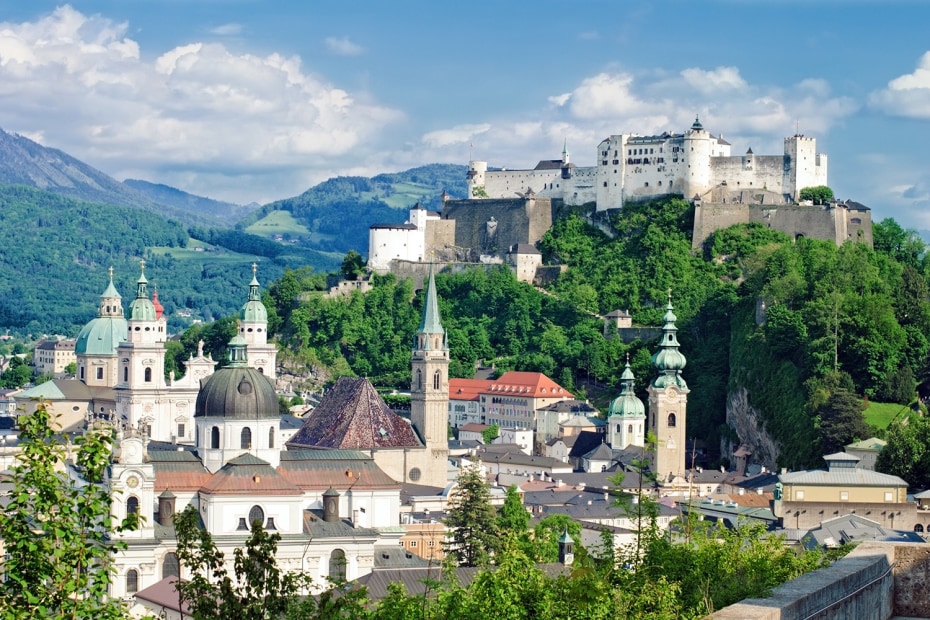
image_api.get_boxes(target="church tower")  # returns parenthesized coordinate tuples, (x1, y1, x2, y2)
(608, 356, 646, 449)
(76, 267, 128, 387)
(647, 292, 689, 481)
(239, 264, 277, 380)
(116, 261, 168, 439)
(409, 267, 450, 486)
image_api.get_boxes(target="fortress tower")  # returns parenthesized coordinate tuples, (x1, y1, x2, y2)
(682, 116, 713, 199)
(784, 134, 828, 200)
(648, 293, 689, 481)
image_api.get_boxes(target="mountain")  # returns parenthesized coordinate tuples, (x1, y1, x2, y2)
(124, 179, 261, 228)
(0, 127, 223, 228)
(240, 163, 468, 255)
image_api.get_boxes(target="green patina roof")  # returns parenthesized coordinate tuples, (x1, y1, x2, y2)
(75, 316, 128, 355)
(241, 265, 268, 324)
(651, 294, 688, 390)
(129, 266, 157, 322)
(609, 360, 645, 417)
(418, 266, 444, 335)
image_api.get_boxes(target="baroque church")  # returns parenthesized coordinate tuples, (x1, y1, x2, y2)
(96, 264, 451, 600)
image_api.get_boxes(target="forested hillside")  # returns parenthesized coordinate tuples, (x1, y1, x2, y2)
(262, 197, 930, 469)
(241, 164, 468, 254)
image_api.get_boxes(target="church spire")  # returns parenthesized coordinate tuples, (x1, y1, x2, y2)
(415, 266, 446, 350)
(651, 290, 687, 390)
(248, 262, 261, 301)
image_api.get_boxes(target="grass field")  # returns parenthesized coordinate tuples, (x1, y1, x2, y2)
(863, 400, 912, 430)
(148, 243, 262, 263)
(245, 210, 311, 237)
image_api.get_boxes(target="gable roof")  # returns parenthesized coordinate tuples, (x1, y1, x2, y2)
(287, 377, 421, 450)
(487, 372, 572, 399)
(200, 454, 303, 496)
(449, 378, 492, 402)
(278, 450, 401, 491)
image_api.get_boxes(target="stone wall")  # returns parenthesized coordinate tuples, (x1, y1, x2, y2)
(708, 542, 930, 619)
(440, 197, 554, 256)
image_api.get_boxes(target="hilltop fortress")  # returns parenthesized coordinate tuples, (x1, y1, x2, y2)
(369, 118, 871, 277)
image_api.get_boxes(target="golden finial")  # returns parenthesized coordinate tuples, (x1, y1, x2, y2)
(108, 266, 114, 281)
(252, 262, 258, 277)
(140, 258, 146, 274)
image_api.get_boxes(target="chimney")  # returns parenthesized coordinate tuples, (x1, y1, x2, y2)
(323, 487, 340, 523)
(158, 490, 177, 526)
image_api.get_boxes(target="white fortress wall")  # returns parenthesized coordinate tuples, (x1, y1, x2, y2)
(368, 225, 424, 273)
(709, 155, 790, 195)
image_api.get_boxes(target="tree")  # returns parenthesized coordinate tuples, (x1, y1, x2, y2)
(799, 185, 834, 205)
(481, 423, 500, 444)
(341, 249, 367, 281)
(64, 361, 77, 375)
(498, 485, 529, 534)
(443, 463, 500, 567)
(0, 402, 139, 619)
(877, 413, 930, 489)
(817, 388, 870, 455)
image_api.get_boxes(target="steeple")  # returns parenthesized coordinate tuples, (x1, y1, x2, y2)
(241, 263, 268, 325)
(562, 138, 569, 165)
(99, 266, 123, 318)
(129, 260, 157, 322)
(651, 291, 687, 390)
(414, 266, 447, 352)
(239, 263, 275, 379)
(608, 354, 646, 449)
(227, 326, 249, 367)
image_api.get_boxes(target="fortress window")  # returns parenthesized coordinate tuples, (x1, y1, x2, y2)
(658, 181, 662, 186)
(604, 182, 608, 187)
(644, 182, 649, 187)
(602, 160, 607, 166)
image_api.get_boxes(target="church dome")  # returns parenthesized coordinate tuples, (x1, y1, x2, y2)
(608, 361, 645, 418)
(75, 316, 128, 355)
(194, 335, 278, 419)
(241, 266, 268, 324)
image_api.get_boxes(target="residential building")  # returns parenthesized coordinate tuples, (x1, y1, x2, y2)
(844, 437, 887, 471)
(33, 338, 76, 376)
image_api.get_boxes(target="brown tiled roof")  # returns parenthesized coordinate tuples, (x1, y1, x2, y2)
(134, 577, 189, 615)
(200, 454, 303, 496)
(278, 449, 401, 490)
(286, 377, 421, 450)
(151, 451, 211, 492)
(488, 372, 572, 399)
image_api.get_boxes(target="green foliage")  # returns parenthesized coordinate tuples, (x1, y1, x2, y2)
(443, 464, 500, 567)
(481, 423, 500, 444)
(0, 402, 138, 619)
(873, 218, 926, 269)
(341, 250, 367, 280)
(0, 356, 32, 388)
(877, 413, 930, 488)
(816, 387, 870, 455)
(799, 185, 834, 205)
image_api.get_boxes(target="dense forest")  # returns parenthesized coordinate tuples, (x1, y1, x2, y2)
(255, 196, 930, 470)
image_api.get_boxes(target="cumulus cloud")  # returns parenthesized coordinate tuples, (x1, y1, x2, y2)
(324, 36, 364, 57)
(869, 51, 930, 119)
(421, 124, 490, 148)
(680, 66, 747, 93)
(0, 6, 400, 202)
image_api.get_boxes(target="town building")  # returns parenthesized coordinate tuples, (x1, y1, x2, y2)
(32, 338, 76, 376)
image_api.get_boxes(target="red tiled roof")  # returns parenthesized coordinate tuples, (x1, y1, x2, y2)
(287, 377, 421, 450)
(459, 423, 491, 433)
(449, 378, 493, 402)
(486, 371, 572, 399)
(200, 454, 303, 496)
(279, 450, 401, 490)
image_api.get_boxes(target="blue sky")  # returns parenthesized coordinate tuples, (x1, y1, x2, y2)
(0, 1, 928, 231)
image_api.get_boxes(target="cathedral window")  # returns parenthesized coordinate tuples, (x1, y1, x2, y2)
(415, 369, 423, 391)
(433, 371, 441, 390)
(269, 427, 275, 449)
(409, 467, 422, 482)
(248, 505, 264, 528)
(162, 552, 180, 579)
(667, 413, 677, 427)
(211, 426, 220, 449)
(123, 367, 128, 382)
(127, 496, 139, 515)
(96, 367, 104, 380)
(628, 424, 633, 434)
(177, 423, 185, 439)
(126, 569, 138, 595)
(241, 427, 252, 449)
(144, 367, 152, 383)
(329, 549, 347, 580)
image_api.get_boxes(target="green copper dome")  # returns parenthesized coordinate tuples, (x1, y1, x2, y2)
(608, 360, 645, 418)
(195, 336, 277, 419)
(75, 270, 127, 355)
(651, 294, 688, 390)
(129, 265, 157, 322)
(241, 264, 268, 324)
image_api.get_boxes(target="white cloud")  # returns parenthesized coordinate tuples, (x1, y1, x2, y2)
(421, 124, 491, 148)
(209, 23, 242, 36)
(869, 51, 930, 119)
(324, 36, 364, 57)
(680, 66, 747, 93)
(0, 6, 401, 203)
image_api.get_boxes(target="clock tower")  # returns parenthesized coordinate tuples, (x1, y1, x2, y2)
(110, 433, 155, 539)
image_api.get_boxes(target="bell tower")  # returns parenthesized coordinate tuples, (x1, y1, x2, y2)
(409, 266, 449, 484)
(647, 292, 689, 481)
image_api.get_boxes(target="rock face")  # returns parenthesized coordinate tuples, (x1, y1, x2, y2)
(722, 386, 780, 470)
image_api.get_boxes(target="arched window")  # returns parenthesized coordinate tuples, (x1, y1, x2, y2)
(126, 496, 139, 515)
(433, 370, 441, 390)
(628, 424, 633, 434)
(162, 552, 180, 579)
(211, 426, 220, 449)
(916, 524, 925, 533)
(615, 424, 621, 433)
(415, 369, 423, 391)
(329, 549, 347, 581)
(123, 367, 128, 382)
(268, 427, 275, 449)
(668, 413, 677, 428)
(241, 427, 252, 449)
(248, 505, 264, 528)
(126, 569, 138, 595)
(144, 367, 152, 383)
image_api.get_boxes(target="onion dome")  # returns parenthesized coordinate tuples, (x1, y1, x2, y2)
(75, 267, 127, 355)
(651, 292, 688, 390)
(152, 287, 164, 320)
(194, 333, 278, 419)
(608, 358, 645, 418)
(129, 261, 157, 322)
(241, 263, 268, 324)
